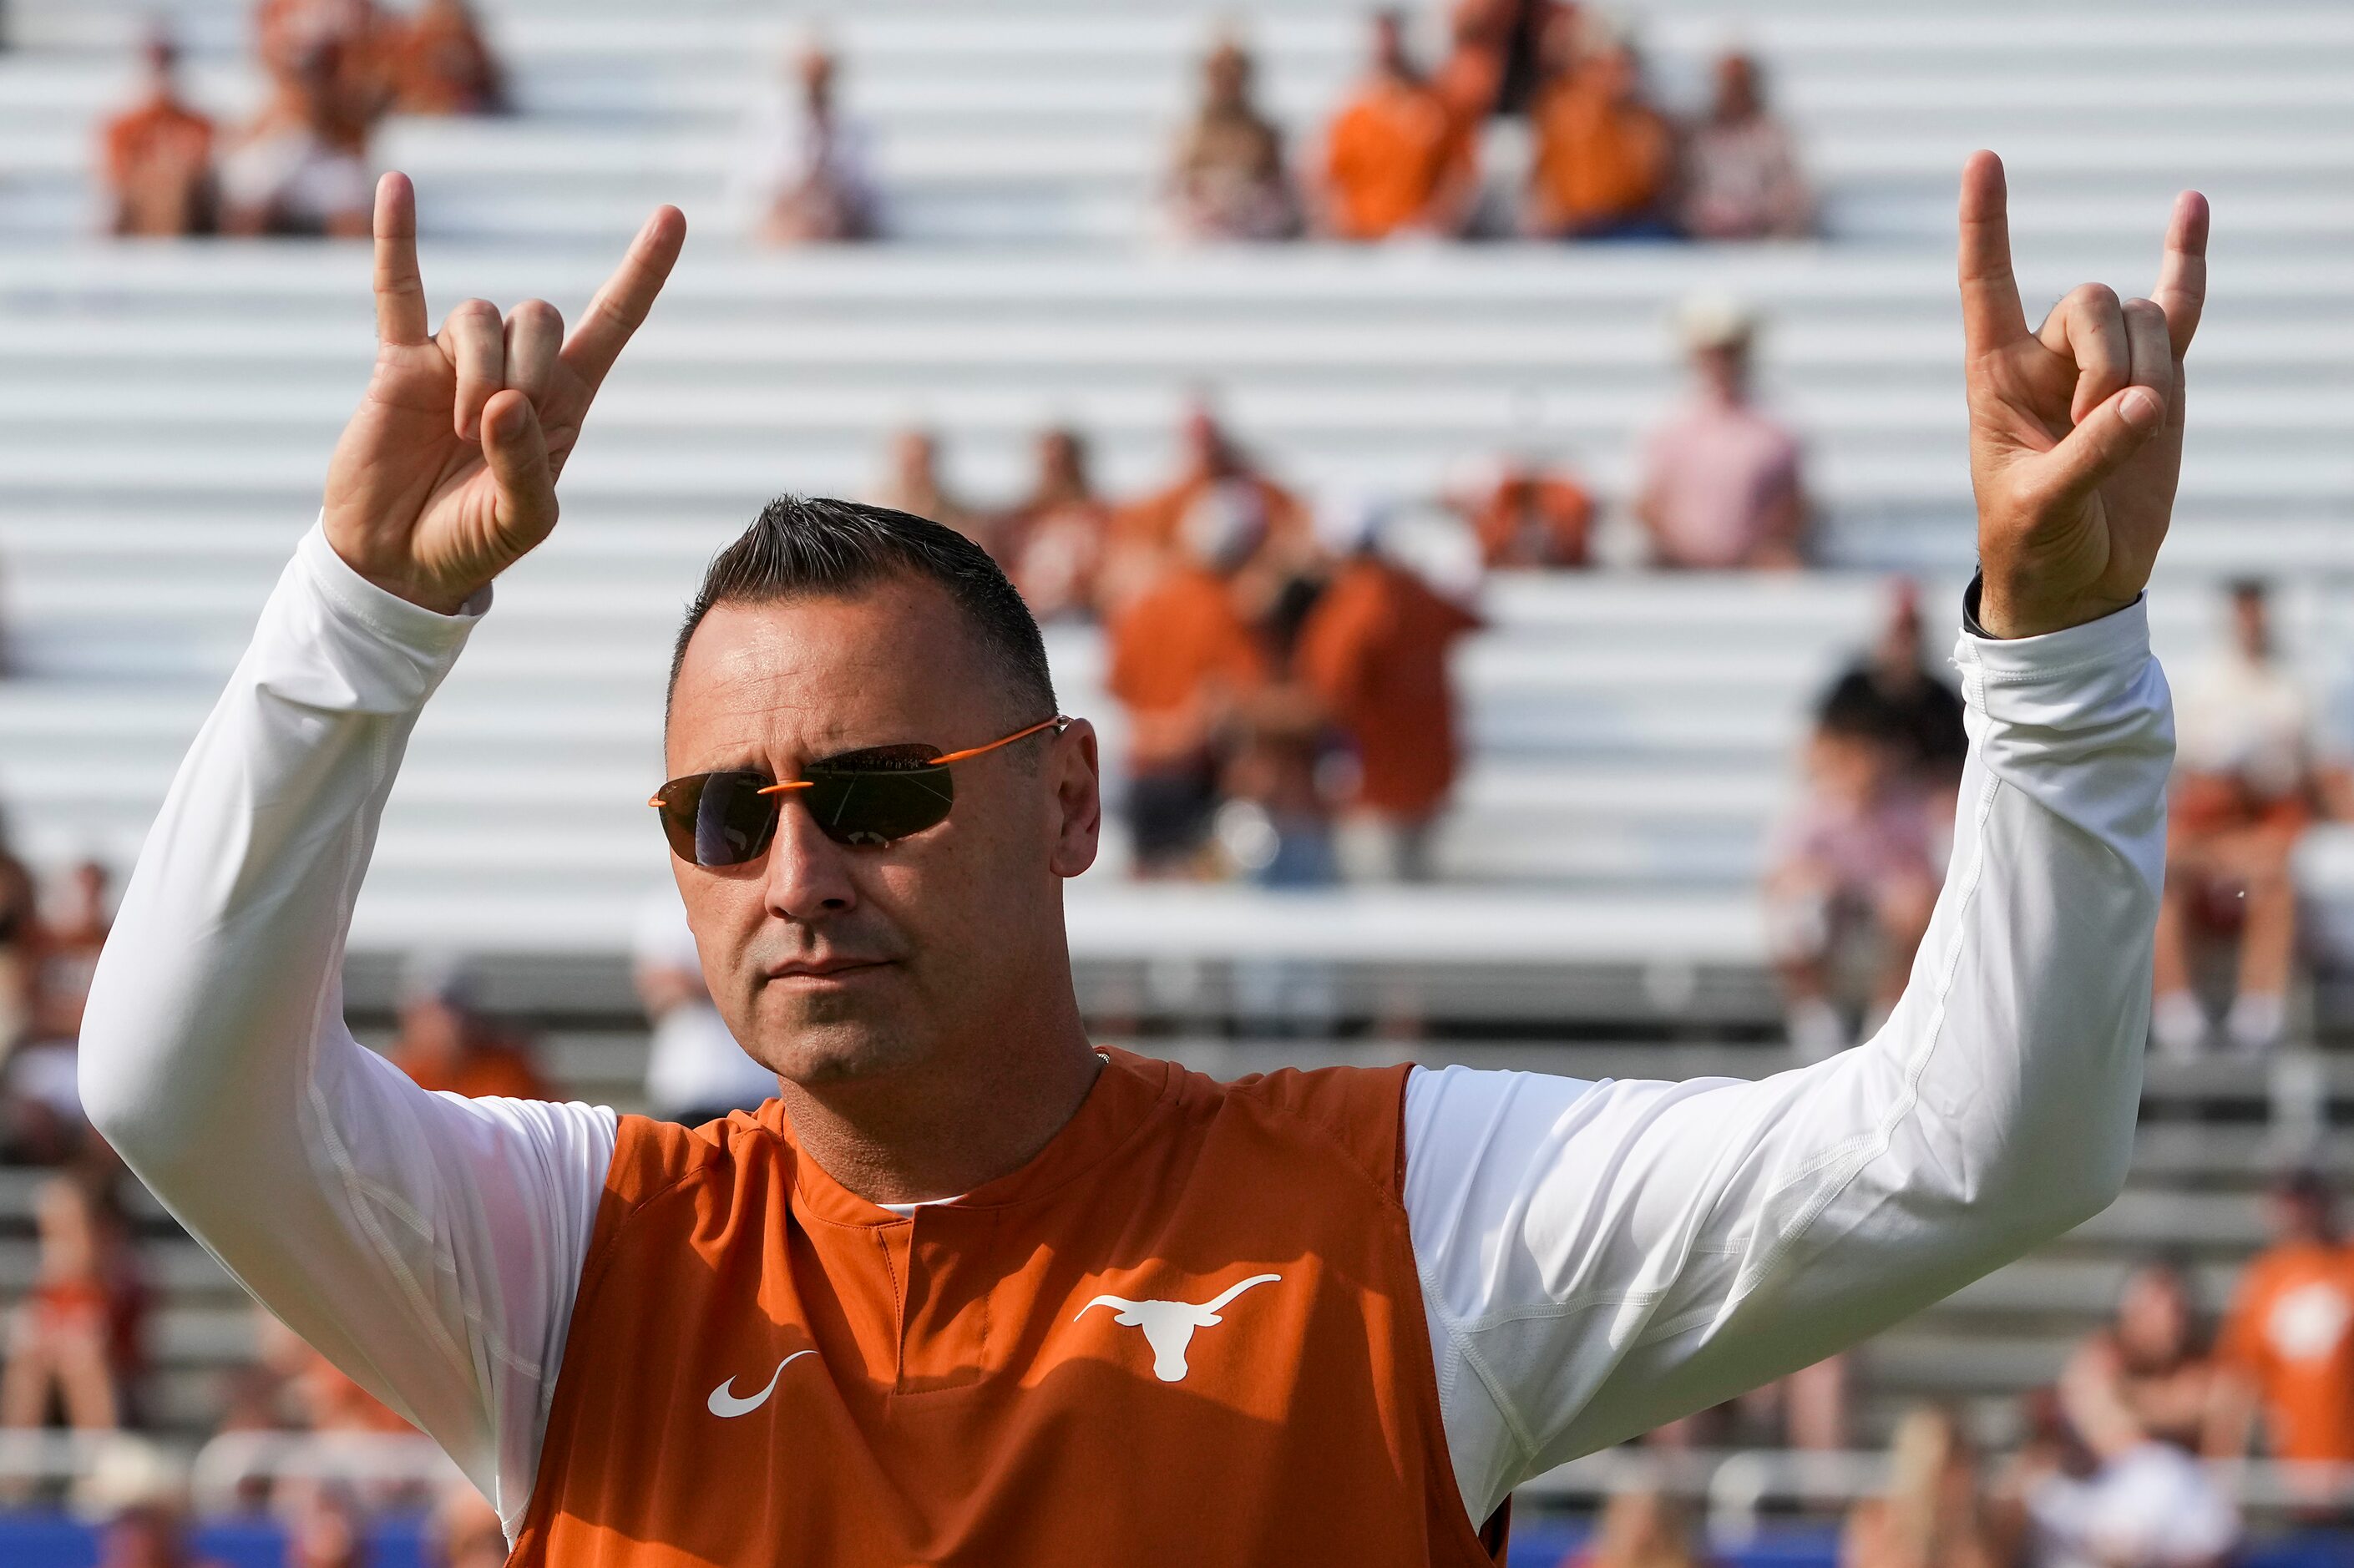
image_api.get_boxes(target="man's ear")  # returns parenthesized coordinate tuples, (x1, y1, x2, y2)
(1048, 720, 1102, 879)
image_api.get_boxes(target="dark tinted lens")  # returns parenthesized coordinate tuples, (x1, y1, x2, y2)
(803, 750, 954, 847)
(656, 771, 780, 867)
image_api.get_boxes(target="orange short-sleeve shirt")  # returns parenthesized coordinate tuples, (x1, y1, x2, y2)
(2219, 1241, 2354, 1464)
(508, 1050, 1505, 1565)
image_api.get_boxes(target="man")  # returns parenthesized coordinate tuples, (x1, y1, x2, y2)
(2151, 581, 2336, 1058)
(1106, 483, 1273, 877)
(80, 158, 2202, 1560)
(1298, 499, 1484, 882)
(1318, 9, 1475, 240)
(1817, 580, 1970, 797)
(386, 955, 548, 1101)
(1634, 295, 1808, 569)
(1525, 32, 1677, 240)
(2212, 1169, 2354, 1474)
(729, 39, 880, 245)
(99, 31, 217, 237)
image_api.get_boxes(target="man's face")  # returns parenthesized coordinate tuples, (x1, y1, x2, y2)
(664, 578, 1100, 1089)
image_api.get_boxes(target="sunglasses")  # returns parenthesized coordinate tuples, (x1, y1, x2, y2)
(651, 716, 1070, 867)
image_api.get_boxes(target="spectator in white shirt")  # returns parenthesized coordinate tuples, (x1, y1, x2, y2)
(729, 40, 880, 245)
(2152, 580, 2347, 1056)
(632, 890, 778, 1127)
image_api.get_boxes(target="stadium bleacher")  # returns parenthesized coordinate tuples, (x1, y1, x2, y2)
(0, 0, 2352, 1552)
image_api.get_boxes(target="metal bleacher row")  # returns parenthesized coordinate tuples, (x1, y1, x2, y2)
(0, 0, 2351, 1459)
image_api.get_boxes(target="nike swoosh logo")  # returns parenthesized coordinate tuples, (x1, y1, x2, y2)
(706, 1349, 816, 1418)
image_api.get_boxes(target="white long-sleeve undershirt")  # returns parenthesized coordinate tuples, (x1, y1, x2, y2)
(79, 524, 2169, 1535)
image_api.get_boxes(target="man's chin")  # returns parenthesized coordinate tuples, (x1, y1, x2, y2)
(747, 1010, 927, 1090)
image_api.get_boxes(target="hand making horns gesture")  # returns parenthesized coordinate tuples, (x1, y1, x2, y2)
(1962, 149, 2208, 639)
(322, 173, 688, 615)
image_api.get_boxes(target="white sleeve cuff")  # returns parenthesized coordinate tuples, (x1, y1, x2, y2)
(283, 518, 490, 712)
(1950, 594, 2153, 721)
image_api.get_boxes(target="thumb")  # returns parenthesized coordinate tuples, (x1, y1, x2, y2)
(480, 389, 556, 544)
(2034, 382, 2166, 506)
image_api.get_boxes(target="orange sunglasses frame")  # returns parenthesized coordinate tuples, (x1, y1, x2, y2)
(646, 715, 1071, 811)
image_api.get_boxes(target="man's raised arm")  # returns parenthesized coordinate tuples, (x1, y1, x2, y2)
(1404, 154, 2208, 1520)
(77, 175, 682, 1533)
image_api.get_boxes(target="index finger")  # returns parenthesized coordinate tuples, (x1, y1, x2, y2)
(372, 172, 428, 346)
(2154, 189, 2210, 361)
(559, 205, 687, 391)
(1957, 149, 2028, 355)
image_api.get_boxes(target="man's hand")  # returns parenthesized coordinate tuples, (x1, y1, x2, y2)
(1961, 150, 2208, 639)
(321, 174, 686, 615)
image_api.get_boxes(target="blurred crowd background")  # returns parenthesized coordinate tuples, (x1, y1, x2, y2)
(1, 0, 2352, 1563)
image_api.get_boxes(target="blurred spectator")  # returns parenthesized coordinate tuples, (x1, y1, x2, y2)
(1298, 500, 1482, 883)
(1106, 486, 1272, 877)
(3, 858, 114, 1161)
(432, 1477, 508, 1568)
(1562, 1481, 1712, 1568)
(1820, 582, 1968, 798)
(1455, 451, 1597, 569)
(871, 427, 986, 549)
(254, 1309, 411, 1438)
(99, 32, 218, 237)
(98, 1502, 222, 1568)
(385, 956, 547, 1100)
(2017, 1354, 2238, 1567)
(0, 1171, 147, 1433)
(1841, 1406, 2014, 1568)
(220, 36, 373, 237)
(730, 41, 879, 245)
(633, 889, 775, 1126)
(1678, 52, 1812, 241)
(1525, 25, 1676, 240)
(1432, 0, 1511, 128)
(1000, 427, 1113, 621)
(1167, 36, 1299, 241)
(282, 1483, 371, 1568)
(32, 858, 113, 1045)
(1316, 10, 1475, 240)
(2061, 1260, 2221, 1455)
(1767, 680, 1941, 1060)
(2151, 581, 2341, 1058)
(2210, 1168, 2354, 1474)
(1634, 298, 1806, 569)
(0, 808, 35, 1049)
(1111, 403, 1309, 595)
(387, 0, 505, 117)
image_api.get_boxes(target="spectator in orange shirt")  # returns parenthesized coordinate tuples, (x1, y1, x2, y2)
(386, 956, 548, 1100)
(1634, 298, 1807, 569)
(1455, 452, 1596, 568)
(1298, 500, 1482, 883)
(99, 32, 218, 237)
(1166, 35, 1299, 242)
(2212, 1169, 2354, 1474)
(1525, 25, 1677, 240)
(1316, 10, 1476, 240)
(1106, 488, 1272, 878)
(388, 0, 505, 117)
(999, 427, 1112, 622)
(1680, 52, 1811, 242)
(1111, 402, 1318, 602)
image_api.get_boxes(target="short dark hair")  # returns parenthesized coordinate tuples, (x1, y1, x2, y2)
(666, 496, 1056, 725)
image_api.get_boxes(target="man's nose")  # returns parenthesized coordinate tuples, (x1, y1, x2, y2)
(762, 797, 858, 920)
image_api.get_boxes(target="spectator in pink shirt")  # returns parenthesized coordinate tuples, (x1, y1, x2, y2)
(1634, 297, 1807, 569)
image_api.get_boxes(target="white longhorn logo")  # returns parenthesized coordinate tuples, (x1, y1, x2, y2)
(1072, 1273, 1283, 1383)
